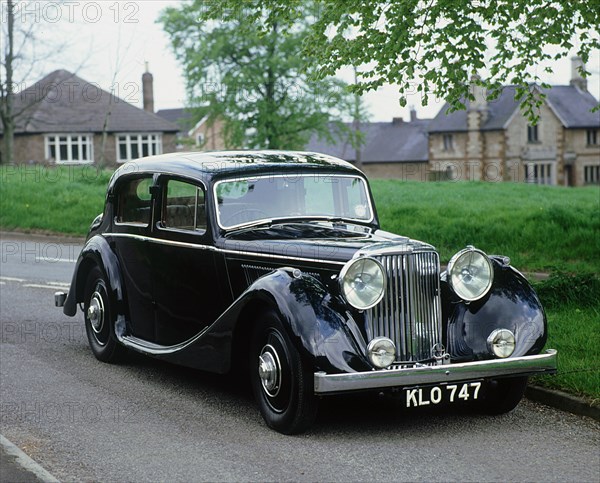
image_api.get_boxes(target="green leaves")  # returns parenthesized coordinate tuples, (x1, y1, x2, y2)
(238, 0, 599, 123)
(159, 0, 360, 149)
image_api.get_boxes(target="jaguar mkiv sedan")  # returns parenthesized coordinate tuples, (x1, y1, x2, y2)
(56, 150, 557, 434)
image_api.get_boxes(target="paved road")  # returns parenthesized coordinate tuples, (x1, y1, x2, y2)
(1, 233, 599, 482)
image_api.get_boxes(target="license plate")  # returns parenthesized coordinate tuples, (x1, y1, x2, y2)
(404, 381, 482, 408)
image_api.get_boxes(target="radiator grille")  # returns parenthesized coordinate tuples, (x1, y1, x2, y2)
(365, 251, 442, 362)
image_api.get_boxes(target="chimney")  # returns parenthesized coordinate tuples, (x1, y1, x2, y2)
(142, 62, 154, 113)
(468, 73, 488, 124)
(410, 107, 417, 122)
(570, 56, 587, 91)
(392, 117, 404, 124)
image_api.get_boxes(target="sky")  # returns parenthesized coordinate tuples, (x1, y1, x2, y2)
(4, 0, 600, 122)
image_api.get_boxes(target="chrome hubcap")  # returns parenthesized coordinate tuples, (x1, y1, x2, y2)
(88, 291, 104, 334)
(258, 344, 281, 397)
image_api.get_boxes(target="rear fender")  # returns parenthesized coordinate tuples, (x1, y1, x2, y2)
(63, 236, 125, 322)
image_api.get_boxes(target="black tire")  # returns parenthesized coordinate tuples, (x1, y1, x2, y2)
(83, 266, 126, 363)
(481, 376, 528, 415)
(250, 309, 318, 434)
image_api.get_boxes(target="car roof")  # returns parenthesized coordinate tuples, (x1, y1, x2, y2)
(108, 150, 363, 189)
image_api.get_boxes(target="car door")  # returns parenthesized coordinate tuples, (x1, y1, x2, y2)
(111, 174, 156, 341)
(149, 176, 227, 346)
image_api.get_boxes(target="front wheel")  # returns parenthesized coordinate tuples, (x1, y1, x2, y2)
(250, 309, 318, 434)
(480, 376, 528, 415)
(83, 266, 126, 363)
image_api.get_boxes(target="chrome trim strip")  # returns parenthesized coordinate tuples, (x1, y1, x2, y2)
(103, 233, 346, 265)
(313, 350, 558, 394)
(118, 331, 209, 355)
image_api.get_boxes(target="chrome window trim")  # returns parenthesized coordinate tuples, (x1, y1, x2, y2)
(213, 173, 375, 230)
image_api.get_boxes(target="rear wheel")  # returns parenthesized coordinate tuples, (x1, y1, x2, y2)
(83, 266, 126, 363)
(481, 377, 528, 415)
(250, 309, 318, 434)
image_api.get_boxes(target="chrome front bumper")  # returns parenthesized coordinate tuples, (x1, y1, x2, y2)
(313, 349, 557, 395)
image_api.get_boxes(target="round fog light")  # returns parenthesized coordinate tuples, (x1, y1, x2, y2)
(367, 337, 396, 368)
(487, 329, 516, 358)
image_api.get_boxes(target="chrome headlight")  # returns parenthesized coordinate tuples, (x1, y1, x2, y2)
(367, 337, 396, 368)
(447, 247, 493, 301)
(339, 257, 386, 310)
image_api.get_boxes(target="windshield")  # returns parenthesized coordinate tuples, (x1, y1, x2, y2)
(214, 174, 373, 229)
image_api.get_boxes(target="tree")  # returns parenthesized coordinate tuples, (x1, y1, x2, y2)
(0, 0, 16, 164)
(212, 0, 600, 121)
(0, 0, 73, 164)
(159, 1, 362, 150)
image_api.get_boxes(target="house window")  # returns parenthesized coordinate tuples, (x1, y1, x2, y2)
(584, 165, 600, 185)
(524, 162, 555, 185)
(527, 125, 539, 143)
(196, 133, 205, 146)
(443, 134, 454, 151)
(116, 133, 162, 163)
(45, 135, 93, 164)
(587, 129, 598, 146)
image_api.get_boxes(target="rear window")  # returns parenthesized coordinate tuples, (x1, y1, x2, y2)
(116, 176, 153, 225)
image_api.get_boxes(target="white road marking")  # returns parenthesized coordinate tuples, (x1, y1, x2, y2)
(23, 284, 70, 290)
(0, 276, 26, 283)
(1, 276, 69, 289)
(34, 257, 76, 263)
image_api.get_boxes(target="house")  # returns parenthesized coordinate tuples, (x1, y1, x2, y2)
(428, 57, 600, 186)
(305, 110, 431, 180)
(0, 69, 179, 165)
(156, 109, 228, 151)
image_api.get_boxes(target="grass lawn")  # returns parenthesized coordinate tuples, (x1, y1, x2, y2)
(1, 166, 599, 400)
(0, 165, 111, 235)
(533, 306, 599, 404)
(371, 179, 600, 273)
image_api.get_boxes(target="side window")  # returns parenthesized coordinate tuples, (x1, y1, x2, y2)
(116, 176, 153, 225)
(163, 179, 206, 232)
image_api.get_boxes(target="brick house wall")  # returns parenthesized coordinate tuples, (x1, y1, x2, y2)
(189, 117, 228, 151)
(4, 131, 178, 166)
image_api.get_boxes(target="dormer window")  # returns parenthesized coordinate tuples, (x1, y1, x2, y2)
(527, 125, 539, 143)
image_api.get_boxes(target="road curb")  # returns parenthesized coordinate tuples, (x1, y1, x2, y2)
(0, 434, 60, 483)
(526, 385, 600, 422)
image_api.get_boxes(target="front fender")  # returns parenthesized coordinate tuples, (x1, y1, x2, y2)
(140, 267, 370, 374)
(248, 269, 371, 374)
(444, 259, 547, 361)
(63, 235, 125, 318)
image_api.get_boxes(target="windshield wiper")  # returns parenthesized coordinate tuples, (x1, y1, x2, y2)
(223, 219, 275, 235)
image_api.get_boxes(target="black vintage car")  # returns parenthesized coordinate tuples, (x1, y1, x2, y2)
(56, 151, 557, 434)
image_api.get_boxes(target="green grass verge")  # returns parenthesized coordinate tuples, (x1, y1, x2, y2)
(531, 273, 600, 403)
(0, 165, 111, 235)
(1, 167, 598, 399)
(371, 179, 600, 273)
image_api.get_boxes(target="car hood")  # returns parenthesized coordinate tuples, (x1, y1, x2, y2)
(217, 223, 435, 264)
